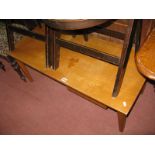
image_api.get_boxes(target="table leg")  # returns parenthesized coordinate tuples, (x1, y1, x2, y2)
(117, 112, 127, 132)
(16, 60, 33, 82)
(45, 26, 60, 69)
(112, 19, 136, 97)
(140, 81, 147, 95)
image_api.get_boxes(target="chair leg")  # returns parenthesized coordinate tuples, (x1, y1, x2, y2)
(112, 20, 136, 97)
(6, 56, 26, 81)
(5, 20, 15, 51)
(45, 26, 60, 70)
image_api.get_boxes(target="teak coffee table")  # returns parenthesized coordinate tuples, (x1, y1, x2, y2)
(8, 25, 145, 132)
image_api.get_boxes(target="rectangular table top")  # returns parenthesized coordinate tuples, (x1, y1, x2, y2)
(10, 27, 145, 115)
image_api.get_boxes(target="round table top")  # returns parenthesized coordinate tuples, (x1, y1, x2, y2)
(135, 30, 155, 80)
(43, 19, 110, 30)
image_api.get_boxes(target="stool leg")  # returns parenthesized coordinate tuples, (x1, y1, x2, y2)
(117, 112, 127, 132)
(112, 20, 136, 97)
(73, 34, 88, 41)
(45, 26, 60, 70)
(5, 20, 15, 51)
(83, 34, 88, 42)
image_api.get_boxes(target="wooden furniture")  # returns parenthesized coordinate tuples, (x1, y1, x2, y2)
(0, 61, 5, 71)
(44, 19, 137, 97)
(135, 29, 155, 81)
(9, 26, 145, 132)
(6, 19, 144, 97)
(4, 20, 43, 81)
(0, 55, 26, 80)
(5, 19, 45, 51)
(6, 20, 153, 131)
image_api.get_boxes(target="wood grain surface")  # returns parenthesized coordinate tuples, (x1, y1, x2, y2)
(136, 29, 155, 80)
(10, 27, 145, 115)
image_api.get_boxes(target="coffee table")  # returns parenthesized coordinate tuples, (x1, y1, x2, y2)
(44, 19, 136, 97)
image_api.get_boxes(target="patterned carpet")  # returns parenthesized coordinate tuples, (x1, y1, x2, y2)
(0, 22, 9, 55)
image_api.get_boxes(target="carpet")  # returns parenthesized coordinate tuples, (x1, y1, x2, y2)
(0, 21, 155, 134)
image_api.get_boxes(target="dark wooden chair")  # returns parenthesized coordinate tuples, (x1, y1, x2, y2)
(44, 19, 137, 97)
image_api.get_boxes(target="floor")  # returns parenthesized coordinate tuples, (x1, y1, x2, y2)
(0, 21, 155, 135)
(0, 60, 155, 134)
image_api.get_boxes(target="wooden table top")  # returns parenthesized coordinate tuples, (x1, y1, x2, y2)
(43, 19, 110, 30)
(10, 26, 145, 115)
(136, 29, 155, 80)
